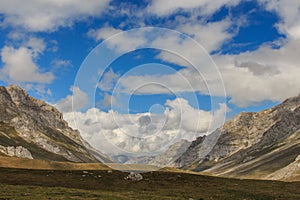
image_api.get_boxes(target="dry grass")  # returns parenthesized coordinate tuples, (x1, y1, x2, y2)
(0, 156, 110, 170)
(0, 167, 300, 199)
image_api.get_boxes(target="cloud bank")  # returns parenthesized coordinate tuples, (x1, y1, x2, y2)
(0, 0, 112, 32)
(63, 98, 227, 157)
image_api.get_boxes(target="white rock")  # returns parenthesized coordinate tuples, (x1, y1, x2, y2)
(124, 172, 143, 181)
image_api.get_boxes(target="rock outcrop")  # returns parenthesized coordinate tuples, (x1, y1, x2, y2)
(0, 145, 33, 159)
(0, 85, 111, 163)
(124, 172, 143, 181)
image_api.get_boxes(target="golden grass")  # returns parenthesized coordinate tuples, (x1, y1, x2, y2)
(0, 156, 110, 170)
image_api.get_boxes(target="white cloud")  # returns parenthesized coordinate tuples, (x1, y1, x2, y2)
(112, 37, 300, 107)
(101, 23, 300, 107)
(56, 86, 89, 113)
(63, 98, 227, 157)
(176, 19, 233, 52)
(97, 93, 116, 109)
(260, 0, 300, 40)
(25, 37, 46, 55)
(97, 68, 120, 91)
(0, 45, 54, 83)
(0, 0, 112, 32)
(103, 30, 225, 98)
(88, 26, 123, 41)
(118, 68, 208, 95)
(52, 59, 72, 68)
(80, 2, 300, 109)
(147, 0, 241, 16)
(99, 28, 148, 54)
(24, 83, 52, 97)
(164, 98, 212, 132)
(212, 39, 300, 106)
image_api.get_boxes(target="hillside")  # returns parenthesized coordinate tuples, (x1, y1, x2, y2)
(175, 95, 300, 181)
(0, 85, 111, 163)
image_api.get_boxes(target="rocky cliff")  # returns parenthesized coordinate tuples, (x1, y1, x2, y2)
(0, 85, 111, 163)
(175, 94, 300, 181)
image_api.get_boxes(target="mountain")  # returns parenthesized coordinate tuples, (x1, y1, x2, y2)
(0, 85, 111, 163)
(124, 139, 191, 167)
(148, 139, 191, 167)
(175, 94, 300, 181)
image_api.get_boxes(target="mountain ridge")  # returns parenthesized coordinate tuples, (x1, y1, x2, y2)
(0, 84, 111, 163)
(174, 94, 300, 181)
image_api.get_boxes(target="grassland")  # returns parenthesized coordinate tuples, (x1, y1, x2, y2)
(0, 166, 300, 200)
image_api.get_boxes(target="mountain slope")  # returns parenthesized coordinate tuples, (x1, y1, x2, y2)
(0, 85, 111, 163)
(148, 139, 191, 167)
(175, 94, 300, 181)
(124, 139, 191, 167)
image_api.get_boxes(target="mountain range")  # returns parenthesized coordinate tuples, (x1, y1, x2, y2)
(0, 85, 299, 181)
(124, 94, 300, 181)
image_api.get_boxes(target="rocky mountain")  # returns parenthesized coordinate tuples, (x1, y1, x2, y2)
(175, 94, 300, 181)
(0, 85, 111, 163)
(148, 139, 191, 167)
(125, 139, 191, 167)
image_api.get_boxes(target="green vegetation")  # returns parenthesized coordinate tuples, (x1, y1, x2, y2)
(0, 167, 299, 199)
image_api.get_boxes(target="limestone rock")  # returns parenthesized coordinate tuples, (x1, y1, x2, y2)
(0, 145, 33, 159)
(0, 85, 111, 163)
(175, 94, 300, 181)
(124, 172, 143, 181)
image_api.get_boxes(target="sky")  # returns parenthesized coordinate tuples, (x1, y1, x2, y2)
(0, 0, 300, 160)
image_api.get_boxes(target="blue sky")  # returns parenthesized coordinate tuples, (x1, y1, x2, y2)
(0, 0, 300, 157)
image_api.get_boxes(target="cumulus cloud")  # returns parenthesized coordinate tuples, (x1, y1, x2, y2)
(99, 28, 149, 54)
(63, 98, 227, 157)
(56, 86, 89, 113)
(91, 27, 225, 99)
(25, 37, 46, 55)
(113, 39, 300, 107)
(176, 19, 233, 52)
(212, 39, 300, 106)
(101, 23, 300, 107)
(118, 68, 207, 95)
(260, 0, 300, 40)
(97, 69, 120, 91)
(88, 26, 123, 41)
(147, 0, 241, 16)
(94, 34, 226, 114)
(234, 60, 280, 76)
(0, 0, 112, 32)
(0, 45, 54, 83)
(98, 93, 116, 109)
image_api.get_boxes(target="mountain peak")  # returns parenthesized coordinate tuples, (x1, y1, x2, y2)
(7, 84, 27, 92)
(276, 94, 300, 111)
(6, 84, 31, 106)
